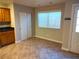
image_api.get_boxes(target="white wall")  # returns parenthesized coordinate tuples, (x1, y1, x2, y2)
(10, 3, 15, 27)
(35, 3, 65, 43)
(0, 3, 10, 8)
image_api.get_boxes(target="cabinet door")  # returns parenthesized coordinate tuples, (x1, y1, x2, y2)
(0, 32, 9, 46)
(7, 31, 15, 43)
(3, 9, 11, 22)
(1, 9, 5, 22)
(0, 31, 15, 46)
(0, 8, 11, 22)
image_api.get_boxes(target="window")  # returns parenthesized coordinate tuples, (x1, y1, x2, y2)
(38, 11, 62, 29)
(76, 10, 79, 32)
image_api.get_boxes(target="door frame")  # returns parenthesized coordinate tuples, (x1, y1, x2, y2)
(69, 4, 79, 52)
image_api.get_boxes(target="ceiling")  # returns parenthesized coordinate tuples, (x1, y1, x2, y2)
(0, 0, 66, 7)
(13, 0, 66, 7)
(0, 0, 12, 4)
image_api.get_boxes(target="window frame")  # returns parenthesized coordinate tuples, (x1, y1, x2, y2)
(37, 11, 62, 29)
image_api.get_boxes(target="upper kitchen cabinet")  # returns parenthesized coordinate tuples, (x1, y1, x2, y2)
(0, 8, 11, 22)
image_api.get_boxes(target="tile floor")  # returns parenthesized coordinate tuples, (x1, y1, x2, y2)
(0, 37, 79, 59)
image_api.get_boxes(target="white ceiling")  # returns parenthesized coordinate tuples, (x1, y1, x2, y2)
(13, 0, 66, 7)
(0, 0, 66, 7)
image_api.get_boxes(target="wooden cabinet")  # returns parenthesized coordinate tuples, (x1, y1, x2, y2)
(0, 8, 11, 22)
(0, 30, 15, 46)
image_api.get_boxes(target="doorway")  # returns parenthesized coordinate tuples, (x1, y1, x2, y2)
(19, 12, 32, 41)
(70, 4, 79, 53)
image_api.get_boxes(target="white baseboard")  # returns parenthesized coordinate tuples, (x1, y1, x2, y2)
(15, 40, 22, 43)
(62, 47, 69, 51)
(62, 47, 79, 54)
(15, 37, 32, 43)
(35, 35, 62, 44)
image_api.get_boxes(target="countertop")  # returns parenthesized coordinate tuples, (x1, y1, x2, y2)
(0, 27, 14, 32)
